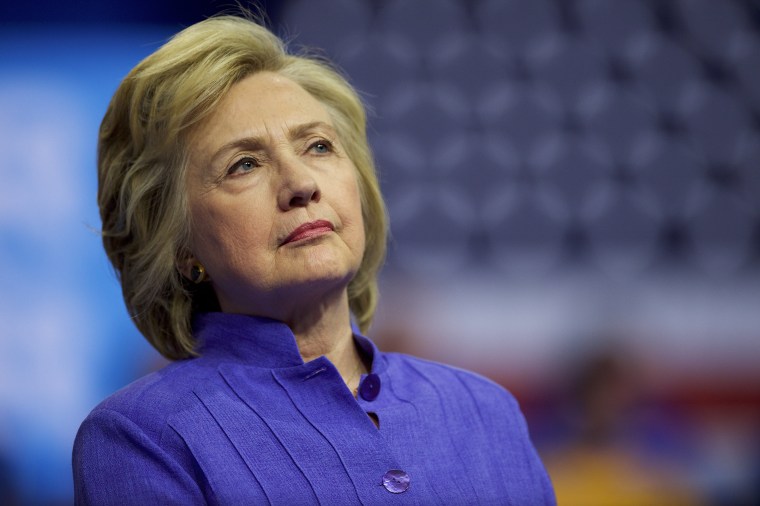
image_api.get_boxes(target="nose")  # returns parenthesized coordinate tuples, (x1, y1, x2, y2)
(276, 155, 321, 210)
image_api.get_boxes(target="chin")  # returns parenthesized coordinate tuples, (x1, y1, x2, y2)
(297, 247, 359, 278)
(290, 266, 357, 292)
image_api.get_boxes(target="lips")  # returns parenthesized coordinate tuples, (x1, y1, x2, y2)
(282, 219, 334, 245)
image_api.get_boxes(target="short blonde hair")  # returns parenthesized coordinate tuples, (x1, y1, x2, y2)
(98, 15, 387, 360)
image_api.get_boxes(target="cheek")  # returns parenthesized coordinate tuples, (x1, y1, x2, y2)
(190, 198, 265, 263)
(343, 178, 367, 252)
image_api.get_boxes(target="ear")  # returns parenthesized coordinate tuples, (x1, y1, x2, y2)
(178, 255, 196, 281)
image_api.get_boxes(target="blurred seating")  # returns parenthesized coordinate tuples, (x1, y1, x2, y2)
(527, 33, 609, 113)
(476, 84, 563, 160)
(584, 188, 661, 276)
(626, 33, 702, 118)
(475, 0, 560, 56)
(676, 0, 749, 59)
(728, 30, 760, 110)
(387, 186, 474, 275)
(377, 0, 467, 56)
(428, 33, 512, 106)
(677, 83, 755, 166)
(341, 33, 418, 110)
(529, 132, 613, 219)
(279, 0, 372, 63)
(690, 188, 755, 275)
(379, 82, 470, 145)
(577, 0, 655, 56)
(280, 0, 760, 276)
(484, 185, 566, 276)
(733, 134, 760, 213)
(578, 84, 659, 163)
(631, 136, 705, 220)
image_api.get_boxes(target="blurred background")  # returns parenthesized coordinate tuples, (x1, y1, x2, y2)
(1, 0, 759, 504)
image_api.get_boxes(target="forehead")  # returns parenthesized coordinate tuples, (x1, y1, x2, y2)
(190, 71, 334, 155)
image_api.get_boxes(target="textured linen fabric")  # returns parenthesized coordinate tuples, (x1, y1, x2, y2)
(73, 312, 555, 505)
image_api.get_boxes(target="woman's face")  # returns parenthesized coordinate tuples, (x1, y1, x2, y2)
(185, 72, 366, 320)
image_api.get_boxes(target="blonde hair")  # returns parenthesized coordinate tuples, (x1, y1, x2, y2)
(98, 15, 387, 360)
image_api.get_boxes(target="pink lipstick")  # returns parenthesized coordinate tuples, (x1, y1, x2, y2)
(282, 220, 334, 245)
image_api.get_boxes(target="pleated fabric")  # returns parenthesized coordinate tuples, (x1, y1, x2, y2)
(73, 312, 555, 505)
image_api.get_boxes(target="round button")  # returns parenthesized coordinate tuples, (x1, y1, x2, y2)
(359, 373, 381, 401)
(382, 469, 410, 494)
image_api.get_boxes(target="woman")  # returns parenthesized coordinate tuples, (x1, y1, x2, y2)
(73, 15, 555, 505)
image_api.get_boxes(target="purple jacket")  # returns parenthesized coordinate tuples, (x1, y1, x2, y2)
(73, 312, 555, 504)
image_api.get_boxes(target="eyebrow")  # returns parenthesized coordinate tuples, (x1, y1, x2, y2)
(208, 121, 338, 165)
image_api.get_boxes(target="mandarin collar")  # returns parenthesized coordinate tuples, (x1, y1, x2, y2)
(193, 312, 384, 373)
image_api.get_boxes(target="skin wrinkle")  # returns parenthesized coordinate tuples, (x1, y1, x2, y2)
(184, 71, 366, 383)
(206, 121, 341, 175)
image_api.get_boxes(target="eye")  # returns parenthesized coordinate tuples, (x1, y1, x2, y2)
(227, 157, 259, 176)
(309, 139, 333, 154)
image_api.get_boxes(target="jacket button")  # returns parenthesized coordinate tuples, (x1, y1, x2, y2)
(382, 469, 410, 493)
(359, 373, 381, 401)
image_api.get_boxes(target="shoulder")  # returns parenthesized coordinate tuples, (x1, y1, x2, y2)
(82, 356, 219, 439)
(381, 352, 556, 503)
(382, 352, 521, 417)
(73, 359, 214, 503)
(383, 352, 514, 395)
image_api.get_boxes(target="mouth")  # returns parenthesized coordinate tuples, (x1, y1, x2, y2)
(281, 219, 334, 245)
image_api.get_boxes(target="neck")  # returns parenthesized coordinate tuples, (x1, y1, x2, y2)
(284, 289, 366, 388)
(219, 285, 366, 389)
